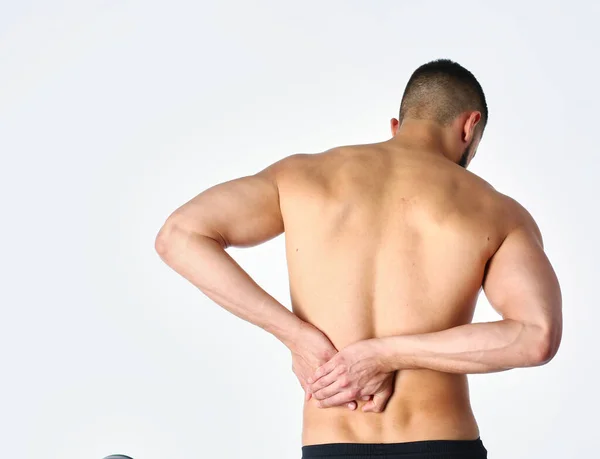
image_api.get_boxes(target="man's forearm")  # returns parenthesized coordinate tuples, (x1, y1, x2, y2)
(379, 319, 555, 374)
(155, 224, 306, 351)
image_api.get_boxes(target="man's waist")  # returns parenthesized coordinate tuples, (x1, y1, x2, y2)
(302, 374, 478, 445)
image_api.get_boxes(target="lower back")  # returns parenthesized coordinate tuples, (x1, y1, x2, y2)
(302, 370, 479, 445)
(297, 289, 481, 445)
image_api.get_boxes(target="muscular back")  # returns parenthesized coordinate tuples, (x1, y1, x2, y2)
(276, 141, 516, 444)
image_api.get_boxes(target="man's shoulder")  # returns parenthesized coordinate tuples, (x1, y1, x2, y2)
(497, 192, 543, 242)
(471, 185, 541, 249)
(267, 147, 354, 179)
(274, 142, 391, 171)
(265, 153, 318, 182)
(456, 164, 496, 193)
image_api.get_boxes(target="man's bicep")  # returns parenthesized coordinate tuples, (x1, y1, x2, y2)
(167, 165, 284, 248)
(482, 224, 562, 330)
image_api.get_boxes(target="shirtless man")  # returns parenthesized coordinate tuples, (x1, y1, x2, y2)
(155, 59, 562, 459)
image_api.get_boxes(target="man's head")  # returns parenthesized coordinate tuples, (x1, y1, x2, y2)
(391, 59, 488, 168)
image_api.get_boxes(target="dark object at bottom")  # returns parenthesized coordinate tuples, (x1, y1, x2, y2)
(103, 455, 134, 459)
(301, 437, 487, 458)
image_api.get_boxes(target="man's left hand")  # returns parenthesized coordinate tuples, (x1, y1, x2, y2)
(306, 338, 396, 413)
(290, 323, 358, 410)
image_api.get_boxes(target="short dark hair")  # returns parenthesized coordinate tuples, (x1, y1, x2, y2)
(399, 59, 488, 132)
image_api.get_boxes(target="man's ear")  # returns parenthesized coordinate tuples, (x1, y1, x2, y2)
(463, 111, 482, 143)
(390, 118, 399, 137)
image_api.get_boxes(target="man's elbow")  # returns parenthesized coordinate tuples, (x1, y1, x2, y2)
(155, 221, 178, 259)
(529, 323, 562, 366)
(154, 214, 190, 259)
(154, 215, 224, 260)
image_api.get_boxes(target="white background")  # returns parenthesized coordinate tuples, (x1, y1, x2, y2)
(1, 1, 598, 458)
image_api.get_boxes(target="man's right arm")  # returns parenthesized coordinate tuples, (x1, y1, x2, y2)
(375, 199, 563, 374)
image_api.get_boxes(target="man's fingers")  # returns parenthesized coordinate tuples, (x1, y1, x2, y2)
(307, 368, 340, 394)
(361, 389, 392, 413)
(316, 390, 356, 409)
(347, 401, 357, 410)
(312, 379, 345, 401)
(307, 359, 337, 384)
(305, 389, 312, 401)
(361, 399, 376, 412)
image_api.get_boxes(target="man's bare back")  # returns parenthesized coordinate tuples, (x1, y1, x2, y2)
(155, 59, 561, 458)
(278, 140, 519, 444)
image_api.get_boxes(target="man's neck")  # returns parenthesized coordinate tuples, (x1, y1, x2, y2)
(387, 119, 459, 163)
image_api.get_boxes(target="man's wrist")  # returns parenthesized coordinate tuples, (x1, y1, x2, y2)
(376, 336, 406, 372)
(269, 310, 310, 352)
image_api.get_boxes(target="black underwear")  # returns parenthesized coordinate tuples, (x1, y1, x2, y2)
(301, 437, 487, 458)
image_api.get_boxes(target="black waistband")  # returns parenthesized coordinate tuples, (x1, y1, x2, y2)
(302, 437, 487, 458)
